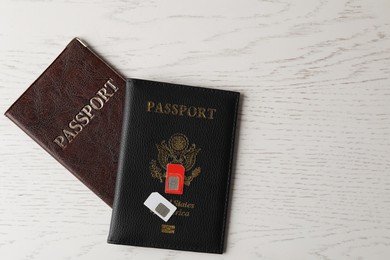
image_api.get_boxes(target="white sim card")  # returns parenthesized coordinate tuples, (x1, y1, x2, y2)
(144, 192, 177, 222)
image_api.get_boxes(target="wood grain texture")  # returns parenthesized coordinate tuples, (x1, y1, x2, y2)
(1, 0, 389, 259)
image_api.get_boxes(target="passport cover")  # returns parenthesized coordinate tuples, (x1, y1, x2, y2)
(108, 79, 240, 254)
(4, 38, 125, 207)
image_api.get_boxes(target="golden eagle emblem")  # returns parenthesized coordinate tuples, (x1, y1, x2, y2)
(149, 133, 201, 186)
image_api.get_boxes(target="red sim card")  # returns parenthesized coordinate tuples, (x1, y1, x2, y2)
(165, 164, 185, 195)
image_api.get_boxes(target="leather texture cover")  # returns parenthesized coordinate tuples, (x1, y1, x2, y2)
(4, 38, 125, 207)
(108, 79, 240, 254)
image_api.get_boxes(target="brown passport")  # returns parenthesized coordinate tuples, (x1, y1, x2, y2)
(4, 38, 125, 207)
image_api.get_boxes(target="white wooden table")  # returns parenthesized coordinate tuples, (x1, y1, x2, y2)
(1, 0, 389, 259)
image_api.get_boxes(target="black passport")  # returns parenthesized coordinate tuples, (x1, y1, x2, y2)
(108, 79, 240, 254)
